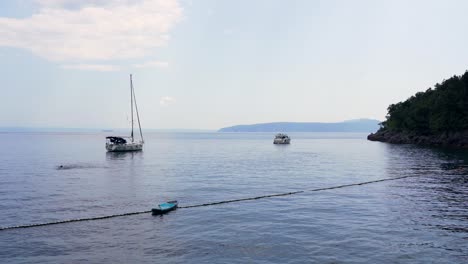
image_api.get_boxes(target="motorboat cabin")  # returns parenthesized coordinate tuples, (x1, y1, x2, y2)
(273, 133, 291, 144)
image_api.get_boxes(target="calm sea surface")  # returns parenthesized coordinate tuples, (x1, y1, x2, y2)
(0, 132, 467, 263)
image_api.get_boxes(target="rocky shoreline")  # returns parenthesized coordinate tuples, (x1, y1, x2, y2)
(367, 130, 468, 148)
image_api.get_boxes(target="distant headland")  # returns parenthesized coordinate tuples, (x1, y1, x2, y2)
(368, 71, 468, 148)
(218, 119, 380, 132)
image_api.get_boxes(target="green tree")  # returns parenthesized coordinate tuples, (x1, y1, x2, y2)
(381, 71, 468, 134)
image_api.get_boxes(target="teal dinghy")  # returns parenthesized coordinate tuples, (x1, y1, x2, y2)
(152, 201, 178, 215)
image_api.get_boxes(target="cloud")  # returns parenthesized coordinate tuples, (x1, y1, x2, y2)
(0, 0, 182, 64)
(133, 60, 169, 69)
(62, 63, 119, 71)
(34, 0, 130, 8)
(160, 96, 175, 107)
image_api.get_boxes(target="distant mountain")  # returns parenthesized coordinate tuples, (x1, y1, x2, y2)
(218, 119, 381, 132)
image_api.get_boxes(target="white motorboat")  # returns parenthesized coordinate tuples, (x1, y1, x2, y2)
(106, 74, 144, 152)
(273, 133, 290, 144)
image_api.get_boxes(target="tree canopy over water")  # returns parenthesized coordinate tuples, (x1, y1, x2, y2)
(381, 71, 468, 134)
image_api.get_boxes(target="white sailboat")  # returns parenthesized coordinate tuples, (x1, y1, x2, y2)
(106, 74, 144, 152)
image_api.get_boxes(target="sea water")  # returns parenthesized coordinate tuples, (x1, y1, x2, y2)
(0, 132, 467, 263)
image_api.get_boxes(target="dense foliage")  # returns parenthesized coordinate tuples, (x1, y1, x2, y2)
(381, 71, 468, 134)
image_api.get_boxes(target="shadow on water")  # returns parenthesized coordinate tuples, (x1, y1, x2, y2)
(384, 143, 468, 172)
(383, 143, 468, 234)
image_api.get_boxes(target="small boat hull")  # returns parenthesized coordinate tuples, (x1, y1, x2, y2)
(106, 142, 143, 152)
(273, 138, 290, 144)
(152, 201, 178, 215)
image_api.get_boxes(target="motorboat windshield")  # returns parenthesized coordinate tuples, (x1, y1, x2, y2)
(275, 133, 289, 139)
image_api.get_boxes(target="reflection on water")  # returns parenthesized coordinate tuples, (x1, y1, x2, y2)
(105, 150, 143, 161)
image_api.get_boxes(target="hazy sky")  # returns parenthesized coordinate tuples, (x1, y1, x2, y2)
(1, 0, 468, 129)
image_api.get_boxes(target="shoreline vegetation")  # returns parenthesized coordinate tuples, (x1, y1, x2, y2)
(368, 71, 468, 148)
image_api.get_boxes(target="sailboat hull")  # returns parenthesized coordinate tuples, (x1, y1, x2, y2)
(106, 142, 143, 152)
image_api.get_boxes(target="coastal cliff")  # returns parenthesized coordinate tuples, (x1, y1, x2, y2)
(368, 71, 468, 148)
(368, 130, 468, 148)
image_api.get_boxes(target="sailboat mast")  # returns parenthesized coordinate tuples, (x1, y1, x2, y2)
(130, 74, 134, 142)
(132, 80, 144, 143)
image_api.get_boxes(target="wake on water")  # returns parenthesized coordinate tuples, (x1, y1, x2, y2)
(56, 163, 108, 170)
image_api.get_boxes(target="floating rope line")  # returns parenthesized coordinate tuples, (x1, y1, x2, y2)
(0, 210, 151, 231)
(0, 174, 422, 231)
(179, 174, 417, 209)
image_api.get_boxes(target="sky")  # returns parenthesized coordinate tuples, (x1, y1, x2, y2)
(1, 0, 468, 130)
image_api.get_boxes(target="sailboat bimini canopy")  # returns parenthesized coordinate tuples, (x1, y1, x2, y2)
(106, 136, 127, 145)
